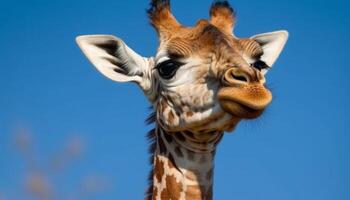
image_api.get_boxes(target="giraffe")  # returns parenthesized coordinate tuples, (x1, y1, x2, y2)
(76, 0, 288, 199)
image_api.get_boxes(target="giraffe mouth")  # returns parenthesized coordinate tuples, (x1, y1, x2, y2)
(217, 84, 272, 119)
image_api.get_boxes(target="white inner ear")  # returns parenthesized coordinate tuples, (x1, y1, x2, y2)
(250, 30, 289, 74)
(76, 35, 149, 83)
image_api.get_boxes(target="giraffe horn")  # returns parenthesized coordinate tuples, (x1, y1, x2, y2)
(209, 0, 236, 35)
(239, 39, 264, 59)
(147, 0, 181, 40)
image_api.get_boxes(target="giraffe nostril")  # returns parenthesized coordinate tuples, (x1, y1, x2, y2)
(224, 68, 251, 85)
(231, 74, 248, 82)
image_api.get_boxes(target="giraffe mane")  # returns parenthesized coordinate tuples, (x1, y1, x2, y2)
(145, 110, 156, 200)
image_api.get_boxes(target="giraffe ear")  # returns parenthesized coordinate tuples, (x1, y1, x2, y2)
(251, 30, 289, 74)
(76, 35, 151, 84)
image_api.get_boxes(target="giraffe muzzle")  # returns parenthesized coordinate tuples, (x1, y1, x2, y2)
(218, 68, 272, 119)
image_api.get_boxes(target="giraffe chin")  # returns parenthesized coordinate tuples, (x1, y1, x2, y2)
(217, 86, 272, 119)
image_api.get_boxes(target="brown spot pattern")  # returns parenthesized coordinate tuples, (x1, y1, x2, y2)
(160, 175, 182, 200)
(154, 157, 164, 183)
(168, 111, 175, 125)
(160, 98, 168, 114)
(186, 111, 194, 117)
(152, 187, 158, 200)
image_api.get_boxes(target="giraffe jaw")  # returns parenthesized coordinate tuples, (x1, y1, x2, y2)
(217, 84, 272, 119)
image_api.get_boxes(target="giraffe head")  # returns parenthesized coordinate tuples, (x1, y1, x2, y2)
(76, 0, 288, 133)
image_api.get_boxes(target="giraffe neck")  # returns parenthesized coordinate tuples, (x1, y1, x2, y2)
(149, 125, 223, 200)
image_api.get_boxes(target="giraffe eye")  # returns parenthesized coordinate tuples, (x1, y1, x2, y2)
(156, 60, 182, 79)
(252, 60, 270, 71)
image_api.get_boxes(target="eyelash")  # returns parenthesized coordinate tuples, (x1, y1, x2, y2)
(156, 60, 183, 79)
(251, 60, 270, 71)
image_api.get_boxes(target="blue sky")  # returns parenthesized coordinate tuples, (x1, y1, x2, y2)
(0, 0, 349, 199)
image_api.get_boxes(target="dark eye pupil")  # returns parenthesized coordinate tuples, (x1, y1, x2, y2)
(157, 60, 181, 79)
(252, 60, 270, 71)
